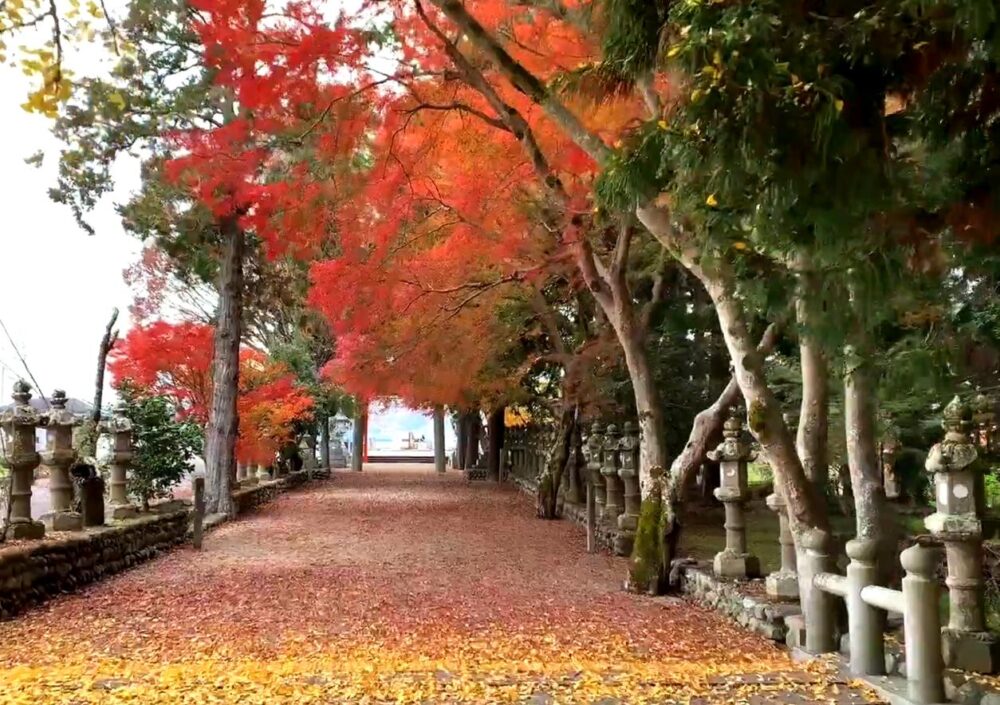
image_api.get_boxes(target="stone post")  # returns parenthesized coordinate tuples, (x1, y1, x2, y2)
(39, 390, 82, 531)
(0, 381, 45, 539)
(243, 462, 259, 486)
(845, 538, 885, 676)
(192, 475, 205, 550)
(601, 424, 623, 526)
(800, 529, 837, 654)
(900, 542, 946, 705)
(616, 421, 641, 555)
(765, 488, 798, 600)
(925, 395, 1000, 673)
(707, 408, 760, 579)
(236, 462, 247, 484)
(586, 423, 606, 517)
(101, 401, 138, 520)
(258, 464, 272, 482)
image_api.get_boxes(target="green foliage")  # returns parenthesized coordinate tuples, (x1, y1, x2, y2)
(600, 0, 667, 81)
(119, 384, 202, 510)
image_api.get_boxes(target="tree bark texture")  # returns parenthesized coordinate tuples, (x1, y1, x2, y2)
(794, 262, 830, 492)
(486, 405, 505, 482)
(464, 412, 482, 470)
(351, 400, 365, 472)
(433, 405, 446, 473)
(456, 413, 468, 470)
(319, 416, 330, 469)
(92, 308, 119, 425)
(204, 220, 244, 516)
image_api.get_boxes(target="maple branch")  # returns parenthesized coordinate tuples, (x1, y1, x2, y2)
(403, 101, 508, 131)
(529, 287, 570, 358)
(430, 0, 611, 164)
(414, 0, 569, 202)
(574, 239, 613, 312)
(611, 216, 634, 282)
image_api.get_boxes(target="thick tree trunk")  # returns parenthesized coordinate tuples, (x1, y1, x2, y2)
(351, 401, 365, 472)
(537, 404, 576, 519)
(794, 263, 829, 492)
(464, 412, 481, 469)
(203, 219, 244, 516)
(620, 333, 669, 493)
(319, 416, 330, 469)
(456, 413, 468, 470)
(666, 247, 828, 537)
(845, 308, 894, 578)
(486, 405, 504, 482)
(433, 405, 446, 473)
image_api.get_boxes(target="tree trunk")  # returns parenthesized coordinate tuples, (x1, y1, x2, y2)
(845, 306, 894, 579)
(456, 413, 468, 470)
(203, 219, 244, 517)
(351, 400, 365, 472)
(464, 411, 481, 469)
(537, 404, 576, 519)
(794, 262, 830, 493)
(486, 405, 504, 481)
(433, 405, 446, 473)
(620, 333, 669, 493)
(672, 249, 828, 537)
(92, 308, 119, 425)
(319, 416, 330, 469)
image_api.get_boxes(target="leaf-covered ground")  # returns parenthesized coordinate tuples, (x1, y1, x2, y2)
(0, 465, 884, 704)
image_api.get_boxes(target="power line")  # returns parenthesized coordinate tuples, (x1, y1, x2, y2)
(0, 316, 48, 408)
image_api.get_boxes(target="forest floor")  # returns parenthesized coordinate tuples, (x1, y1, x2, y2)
(0, 464, 885, 704)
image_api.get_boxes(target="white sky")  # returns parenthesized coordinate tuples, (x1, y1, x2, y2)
(0, 26, 141, 407)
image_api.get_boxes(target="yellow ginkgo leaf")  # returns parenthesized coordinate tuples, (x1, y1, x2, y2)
(706, 193, 719, 207)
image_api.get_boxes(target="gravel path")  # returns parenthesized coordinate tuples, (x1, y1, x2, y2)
(0, 464, 882, 704)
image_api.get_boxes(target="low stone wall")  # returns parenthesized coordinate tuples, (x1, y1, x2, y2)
(0, 510, 189, 620)
(676, 561, 800, 642)
(509, 474, 626, 554)
(232, 470, 314, 516)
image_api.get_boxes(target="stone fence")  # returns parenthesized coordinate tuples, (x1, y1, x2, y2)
(506, 396, 1000, 703)
(505, 421, 642, 556)
(0, 379, 328, 620)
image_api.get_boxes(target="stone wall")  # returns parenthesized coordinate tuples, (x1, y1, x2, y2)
(510, 474, 624, 554)
(231, 470, 315, 516)
(676, 562, 799, 642)
(0, 510, 189, 620)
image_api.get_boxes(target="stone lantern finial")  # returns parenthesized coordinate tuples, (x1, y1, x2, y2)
(50, 389, 67, 409)
(943, 395, 968, 441)
(12, 379, 31, 405)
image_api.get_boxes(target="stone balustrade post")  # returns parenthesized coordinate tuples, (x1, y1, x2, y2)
(845, 538, 885, 676)
(801, 529, 838, 654)
(40, 390, 82, 531)
(900, 543, 947, 704)
(925, 395, 1000, 673)
(101, 401, 138, 520)
(707, 408, 760, 579)
(601, 424, 623, 526)
(765, 489, 798, 600)
(0, 381, 45, 539)
(616, 421, 641, 555)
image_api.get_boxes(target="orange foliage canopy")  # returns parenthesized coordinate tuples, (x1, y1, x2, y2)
(166, 0, 649, 408)
(110, 322, 314, 465)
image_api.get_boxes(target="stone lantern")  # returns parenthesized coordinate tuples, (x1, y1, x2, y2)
(707, 408, 760, 579)
(601, 424, 624, 526)
(584, 422, 606, 518)
(39, 390, 82, 531)
(972, 391, 996, 454)
(101, 401, 138, 520)
(616, 421, 641, 555)
(925, 395, 1000, 673)
(880, 422, 901, 501)
(0, 381, 45, 539)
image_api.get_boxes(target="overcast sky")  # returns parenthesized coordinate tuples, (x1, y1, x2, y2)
(0, 31, 141, 407)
